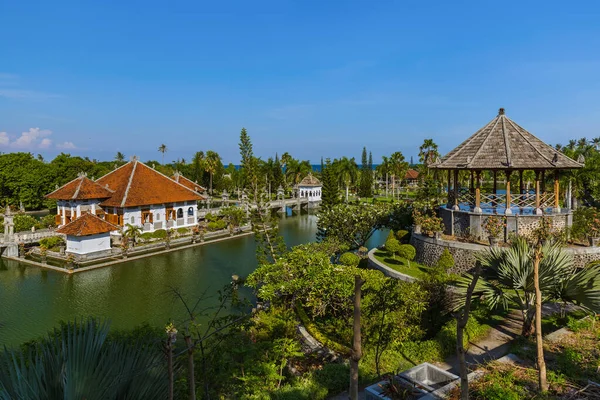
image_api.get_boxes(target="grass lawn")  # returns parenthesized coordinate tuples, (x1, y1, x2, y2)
(373, 249, 431, 279)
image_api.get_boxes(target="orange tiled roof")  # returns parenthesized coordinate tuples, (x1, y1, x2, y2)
(46, 175, 114, 200)
(172, 173, 207, 197)
(96, 160, 204, 207)
(405, 169, 419, 180)
(56, 212, 119, 236)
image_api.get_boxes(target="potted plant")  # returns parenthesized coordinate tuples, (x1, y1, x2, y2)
(412, 210, 423, 235)
(421, 214, 444, 237)
(482, 215, 505, 246)
(588, 211, 600, 247)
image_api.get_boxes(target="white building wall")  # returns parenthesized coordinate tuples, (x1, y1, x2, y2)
(66, 233, 112, 255)
(123, 208, 142, 227)
(299, 186, 322, 202)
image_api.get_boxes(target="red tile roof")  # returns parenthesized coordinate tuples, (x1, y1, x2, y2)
(172, 173, 207, 197)
(46, 175, 114, 200)
(405, 169, 419, 180)
(56, 212, 119, 236)
(96, 160, 204, 207)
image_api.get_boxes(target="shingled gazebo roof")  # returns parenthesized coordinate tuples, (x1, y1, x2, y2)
(432, 108, 583, 170)
(299, 173, 321, 187)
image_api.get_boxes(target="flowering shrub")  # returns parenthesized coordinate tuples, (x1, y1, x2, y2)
(412, 209, 424, 226)
(420, 215, 444, 236)
(482, 215, 505, 238)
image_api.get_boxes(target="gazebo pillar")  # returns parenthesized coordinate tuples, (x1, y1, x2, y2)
(505, 170, 512, 215)
(553, 170, 561, 213)
(453, 169, 459, 211)
(474, 170, 482, 214)
(519, 170, 524, 212)
(535, 170, 543, 215)
(492, 171, 497, 210)
(447, 170, 452, 207)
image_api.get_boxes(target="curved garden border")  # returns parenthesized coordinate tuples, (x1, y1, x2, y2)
(367, 248, 416, 282)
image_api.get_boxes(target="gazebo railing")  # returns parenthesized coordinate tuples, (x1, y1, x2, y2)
(456, 192, 556, 212)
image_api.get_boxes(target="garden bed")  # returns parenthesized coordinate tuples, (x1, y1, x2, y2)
(372, 249, 431, 279)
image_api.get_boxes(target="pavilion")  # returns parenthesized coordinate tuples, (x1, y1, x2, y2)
(297, 173, 322, 203)
(431, 108, 582, 238)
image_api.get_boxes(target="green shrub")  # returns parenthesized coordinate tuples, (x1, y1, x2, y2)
(207, 220, 227, 231)
(14, 214, 38, 232)
(435, 317, 490, 358)
(311, 363, 349, 396)
(139, 232, 154, 242)
(397, 244, 416, 266)
(176, 227, 189, 235)
(385, 237, 401, 259)
(339, 252, 360, 268)
(386, 230, 396, 242)
(294, 301, 351, 356)
(39, 236, 65, 249)
(152, 229, 167, 239)
(436, 248, 454, 272)
(38, 214, 57, 229)
(397, 340, 443, 363)
(395, 230, 409, 243)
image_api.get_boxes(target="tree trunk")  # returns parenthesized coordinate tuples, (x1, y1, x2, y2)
(522, 308, 535, 337)
(185, 335, 196, 400)
(210, 172, 213, 196)
(346, 184, 349, 203)
(457, 263, 482, 400)
(385, 172, 388, 197)
(350, 275, 365, 400)
(534, 246, 548, 392)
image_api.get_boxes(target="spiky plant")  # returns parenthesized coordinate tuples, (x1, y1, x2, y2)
(0, 319, 167, 400)
(456, 237, 600, 336)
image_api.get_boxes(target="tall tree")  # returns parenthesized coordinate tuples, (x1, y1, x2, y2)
(239, 128, 259, 199)
(358, 147, 372, 198)
(368, 152, 373, 196)
(320, 158, 340, 209)
(418, 139, 440, 178)
(192, 151, 205, 183)
(204, 151, 221, 195)
(158, 144, 168, 164)
(272, 153, 284, 192)
(115, 152, 126, 163)
(376, 156, 391, 197)
(389, 152, 409, 200)
(333, 157, 358, 202)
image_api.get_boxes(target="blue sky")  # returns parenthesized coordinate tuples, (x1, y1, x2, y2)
(1, 1, 599, 164)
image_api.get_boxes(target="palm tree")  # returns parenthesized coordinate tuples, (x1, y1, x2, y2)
(192, 151, 205, 182)
(280, 152, 292, 187)
(204, 150, 221, 195)
(566, 139, 577, 151)
(419, 139, 440, 167)
(333, 157, 358, 202)
(592, 137, 600, 150)
(285, 159, 312, 186)
(158, 144, 167, 164)
(376, 156, 392, 197)
(124, 223, 142, 247)
(115, 151, 125, 163)
(0, 318, 167, 399)
(457, 237, 600, 336)
(389, 152, 409, 200)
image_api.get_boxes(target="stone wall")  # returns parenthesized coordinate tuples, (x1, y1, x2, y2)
(439, 208, 572, 242)
(411, 232, 600, 271)
(410, 234, 479, 274)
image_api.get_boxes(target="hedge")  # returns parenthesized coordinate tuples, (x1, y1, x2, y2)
(294, 301, 351, 356)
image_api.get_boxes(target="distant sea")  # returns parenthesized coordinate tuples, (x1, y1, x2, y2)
(232, 164, 419, 172)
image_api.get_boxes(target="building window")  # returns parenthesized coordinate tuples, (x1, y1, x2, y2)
(188, 207, 194, 216)
(177, 208, 183, 218)
(130, 216, 135, 224)
(156, 213, 160, 221)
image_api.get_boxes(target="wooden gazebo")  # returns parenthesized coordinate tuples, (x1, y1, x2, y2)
(431, 108, 582, 215)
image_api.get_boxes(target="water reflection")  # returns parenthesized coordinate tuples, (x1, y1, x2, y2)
(0, 213, 387, 347)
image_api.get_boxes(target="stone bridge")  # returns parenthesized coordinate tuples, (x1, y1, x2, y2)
(197, 197, 316, 218)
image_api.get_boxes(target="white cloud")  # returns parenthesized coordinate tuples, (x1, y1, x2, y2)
(12, 127, 52, 149)
(0, 128, 76, 150)
(39, 138, 53, 149)
(57, 141, 76, 149)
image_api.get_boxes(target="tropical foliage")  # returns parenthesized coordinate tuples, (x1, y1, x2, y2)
(456, 237, 600, 335)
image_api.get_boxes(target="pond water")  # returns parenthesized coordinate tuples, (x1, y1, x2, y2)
(0, 212, 388, 347)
